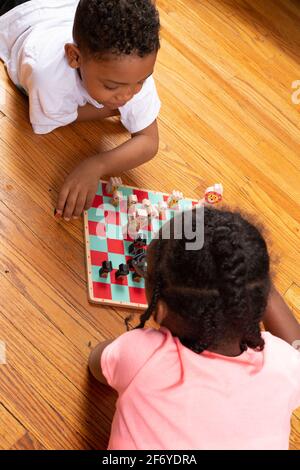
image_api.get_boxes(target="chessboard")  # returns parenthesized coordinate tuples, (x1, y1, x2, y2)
(83, 180, 198, 309)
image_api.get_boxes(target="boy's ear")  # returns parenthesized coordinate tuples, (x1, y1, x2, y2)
(65, 43, 82, 68)
(155, 300, 168, 325)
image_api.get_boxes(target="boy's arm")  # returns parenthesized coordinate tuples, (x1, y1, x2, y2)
(88, 339, 115, 385)
(96, 119, 159, 174)
(76, 103, 120, 121)
(263, 283, 300, 347)
(56, 120, 159, 220)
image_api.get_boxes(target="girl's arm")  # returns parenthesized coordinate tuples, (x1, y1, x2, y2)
(263, 284, 300, 347)
(88, 339, 114, 385)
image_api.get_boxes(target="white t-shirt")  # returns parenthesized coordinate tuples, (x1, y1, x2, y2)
(0, 0, 161, 134)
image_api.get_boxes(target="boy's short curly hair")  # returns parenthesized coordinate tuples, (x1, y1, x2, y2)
(73, 0, 160, 58)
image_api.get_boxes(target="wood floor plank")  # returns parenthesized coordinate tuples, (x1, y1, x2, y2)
(0, 265, 118, 430)
(0, 404, 25, 450)
(0, 201, 123, 344)
(0, 363, 91, 449)
(290, 416, 300, 451)
(0, 293, 113, 449)
(10, 432, 46, 450)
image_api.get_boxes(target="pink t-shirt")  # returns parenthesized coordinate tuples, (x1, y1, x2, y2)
(101, 328, 300, 450)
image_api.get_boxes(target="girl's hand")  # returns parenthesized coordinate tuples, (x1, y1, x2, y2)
(263, 283, 300, 347)
(56, 156, 102, 220)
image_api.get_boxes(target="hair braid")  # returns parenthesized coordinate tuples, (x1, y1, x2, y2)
(125, 238, 162, 330)
(136, 275, 162, 329)
(139, 237, 162, 326)
(211, 217, 264, 349)
(212, 223, 248, 314)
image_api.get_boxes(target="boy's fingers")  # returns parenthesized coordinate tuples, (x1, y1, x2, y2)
(84, 191, 96, 211)
(56, 186, 70, 215)
(73, 192, 87, 218)
(63, 191, 79, 221)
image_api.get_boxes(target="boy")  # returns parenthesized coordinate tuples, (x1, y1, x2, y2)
(0, 0, 161, 220)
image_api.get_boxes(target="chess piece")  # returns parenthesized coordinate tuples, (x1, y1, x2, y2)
(99, 260, 113, 278)
(143, 198, 159, 218)
(106, 177, 122, 194)
(128, 194, 138, 207)
(115, 263, 130, 280)
(204, 183, 223, 205)
(167, 190, 183, 209)
(128, 204, 137, 220)
(136, 208, 148, 230)
(128, 234, 147, 254)
(111, 190, 122, 207)
(158, 201, 168, 218)
(196, 183, 223, 206)
(132, 271, 142, 283)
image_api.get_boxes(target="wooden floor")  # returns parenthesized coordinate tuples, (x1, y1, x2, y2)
(0, 0, 299, 450)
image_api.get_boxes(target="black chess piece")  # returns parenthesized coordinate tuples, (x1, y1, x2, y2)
(128, 235, 147, 254)
(115, 263, 130, 280)
(99, 260, 113, 278)
(132, 271, 142, 283)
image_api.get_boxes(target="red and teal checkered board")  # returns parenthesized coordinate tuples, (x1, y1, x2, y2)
(83, 181, 197, 309)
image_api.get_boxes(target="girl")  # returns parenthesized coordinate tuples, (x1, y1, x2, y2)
(89, 207, 300, 450)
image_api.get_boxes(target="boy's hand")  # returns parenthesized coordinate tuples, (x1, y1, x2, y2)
(56, 156, 101, 220)
(55, 120, 159, 220)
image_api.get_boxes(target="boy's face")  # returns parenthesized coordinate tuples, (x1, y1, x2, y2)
(65, 45, 157, 109)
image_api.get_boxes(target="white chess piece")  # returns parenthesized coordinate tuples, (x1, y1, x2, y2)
(111, 190, 122, 206)
(204, 183, 223, 205)
(142, 198, 152, 215)
(128, 194, 138, 207)
(158, 201, 168, 218)
(127, 218, 139, 239)
(196, 183, 223, 207)
(167, 190, 183, 209)
(151, 205, 159, 219)
(106, 176, 122, 194)
(128, 204, 137, 219)
(136, 208, 148, 230)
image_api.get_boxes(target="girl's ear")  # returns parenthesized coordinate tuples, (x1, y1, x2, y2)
(155, 300, 168, 325)
(65, 43, 82, 68)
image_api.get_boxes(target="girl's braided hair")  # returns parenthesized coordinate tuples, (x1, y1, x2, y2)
(135, 207, 270, 354)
